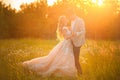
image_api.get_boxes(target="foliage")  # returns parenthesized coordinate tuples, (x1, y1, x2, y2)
(0, 39, 120, 80)
(0, 0, 120, 39)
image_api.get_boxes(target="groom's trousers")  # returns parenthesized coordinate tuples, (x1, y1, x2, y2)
(72, 43, 82, 75)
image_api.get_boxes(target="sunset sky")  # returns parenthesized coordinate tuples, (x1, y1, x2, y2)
(0, 0, 120, 13)
(0, 0, 57, 11)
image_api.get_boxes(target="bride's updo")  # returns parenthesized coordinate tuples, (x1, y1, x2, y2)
(56, 15, 67, 41)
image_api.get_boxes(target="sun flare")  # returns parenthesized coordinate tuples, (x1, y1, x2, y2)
(47, 0, 56, 6)
(98, 0, 103, 6)
(1, 0, 105, 11)
(92, 0, 103, 6)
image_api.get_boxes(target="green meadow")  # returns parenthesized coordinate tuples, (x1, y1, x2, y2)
(0, 39, 120, 80)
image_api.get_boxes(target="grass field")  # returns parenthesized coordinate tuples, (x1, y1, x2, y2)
(0, 39, 120, 80)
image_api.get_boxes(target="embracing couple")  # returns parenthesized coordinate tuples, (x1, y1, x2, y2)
(23, 9, 86, 77)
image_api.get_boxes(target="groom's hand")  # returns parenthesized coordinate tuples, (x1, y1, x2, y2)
(71, 32, 76, 37)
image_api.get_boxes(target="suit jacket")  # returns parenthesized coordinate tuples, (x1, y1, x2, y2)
(71, 17, 86, 47)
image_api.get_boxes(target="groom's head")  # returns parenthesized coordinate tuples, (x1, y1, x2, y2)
(66, 8, 76, 21)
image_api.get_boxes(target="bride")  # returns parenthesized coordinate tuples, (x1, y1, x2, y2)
(23, 15, 77, 77)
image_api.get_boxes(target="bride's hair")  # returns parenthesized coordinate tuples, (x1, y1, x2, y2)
(56, 15, 66, 41)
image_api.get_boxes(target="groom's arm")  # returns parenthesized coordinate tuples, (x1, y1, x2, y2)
(72, 19, 85, 37)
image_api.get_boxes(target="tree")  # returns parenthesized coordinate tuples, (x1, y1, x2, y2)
(0, 0, 120, 39)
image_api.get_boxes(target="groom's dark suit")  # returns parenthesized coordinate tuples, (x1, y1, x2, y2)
(72, 42, 82, 74)
(71, 16, 85, 75)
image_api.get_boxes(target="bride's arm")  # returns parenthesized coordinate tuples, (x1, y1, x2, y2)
(62, 27, 72, 39)
(62, 29, 68, 39)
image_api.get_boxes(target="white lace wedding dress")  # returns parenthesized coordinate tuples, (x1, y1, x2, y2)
(23, 27, 77, 77)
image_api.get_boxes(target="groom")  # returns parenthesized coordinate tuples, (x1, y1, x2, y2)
(67, 9, 86, 75)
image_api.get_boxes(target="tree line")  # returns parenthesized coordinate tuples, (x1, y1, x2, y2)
(0, 0, 120, 40)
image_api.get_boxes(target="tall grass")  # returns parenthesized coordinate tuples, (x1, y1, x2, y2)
(0, 39, 120, 80)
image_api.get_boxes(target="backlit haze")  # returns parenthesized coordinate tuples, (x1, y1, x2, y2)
(0, 0, 57, 11)
(0, 0, 106, 11)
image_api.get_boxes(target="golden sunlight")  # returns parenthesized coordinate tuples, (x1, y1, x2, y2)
(14, 0, 36, 10)
(1, 0, 36, 11)
(92, 0, 97, 3)
(92, 0, 104, 6)
(2, 0, 57, 11)
(98, 0, 103, 6)
(47, 0, 56, 6)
